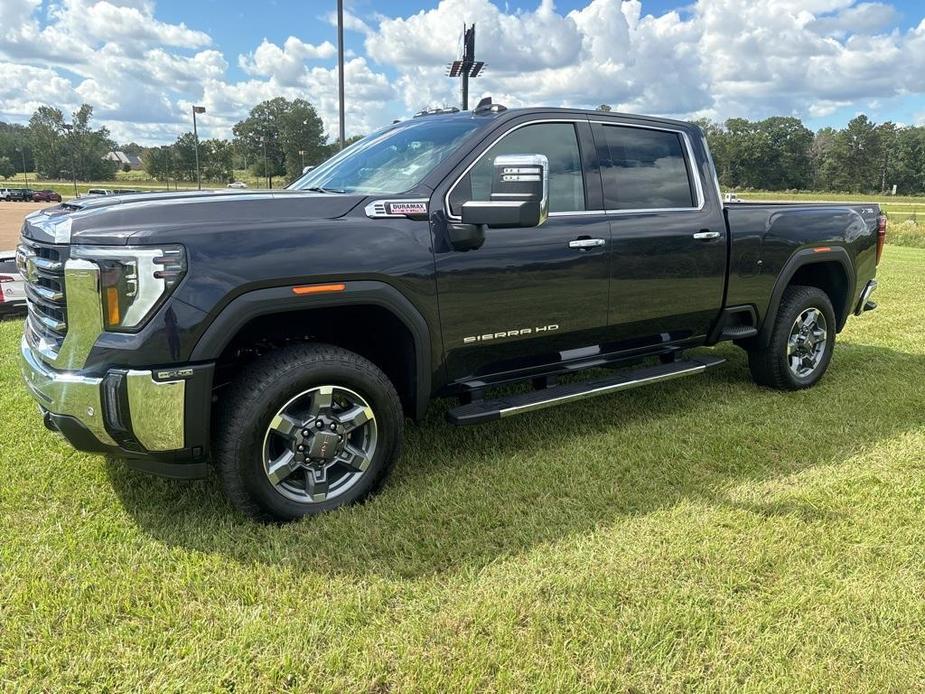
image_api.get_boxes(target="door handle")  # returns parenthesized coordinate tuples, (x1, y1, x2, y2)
(569, 238, 606, 249)
(692, 230, 721, 240)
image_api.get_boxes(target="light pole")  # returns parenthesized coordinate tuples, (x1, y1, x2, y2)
(263, 136, 269, 189)
(192, 105, 206, 190)
(299, 149, 305, 169)
(337, 0, 346, 149)
(15, 147, 28, 186)
(61, 124, 78, 198)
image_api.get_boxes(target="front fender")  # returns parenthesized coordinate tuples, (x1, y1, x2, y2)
(190, 280, 432, 420)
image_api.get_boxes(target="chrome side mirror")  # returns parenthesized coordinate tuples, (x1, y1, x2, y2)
(461, 154, 549, 228)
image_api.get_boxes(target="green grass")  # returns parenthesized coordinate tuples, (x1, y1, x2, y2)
(1, 248, 924, 691)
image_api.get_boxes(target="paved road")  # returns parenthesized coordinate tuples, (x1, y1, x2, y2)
(0, 203, 48, 250)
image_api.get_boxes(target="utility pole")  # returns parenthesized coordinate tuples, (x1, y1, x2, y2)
(337, 0, 346, 149)
(61, 124, 78, 198)
(16, 146, 28, 186)
(192, 105, 206, 190)
(299, 149, 305, 170)
(446, 24, 484, 110)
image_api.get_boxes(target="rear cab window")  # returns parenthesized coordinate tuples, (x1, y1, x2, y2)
(596, 124, 698, 211)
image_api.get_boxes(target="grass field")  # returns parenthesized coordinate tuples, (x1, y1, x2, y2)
(2, 169, 282, 198)
(1, 247, 923, 690)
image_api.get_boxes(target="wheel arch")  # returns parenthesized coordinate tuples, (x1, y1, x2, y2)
(757, 247, 855, 347)
(191, 281, 432, 420)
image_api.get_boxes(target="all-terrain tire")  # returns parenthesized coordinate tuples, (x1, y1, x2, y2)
(747, 285, 837, 391)
(214, 343, 403, 522)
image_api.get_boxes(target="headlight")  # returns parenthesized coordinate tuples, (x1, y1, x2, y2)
(70, 245, 186, 331)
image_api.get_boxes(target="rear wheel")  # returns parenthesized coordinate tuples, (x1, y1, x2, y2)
(747, 285, 836, 390)
(215, 343, 403, 522)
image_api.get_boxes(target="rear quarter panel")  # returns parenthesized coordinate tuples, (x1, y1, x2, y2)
(725, 203, 879, 329)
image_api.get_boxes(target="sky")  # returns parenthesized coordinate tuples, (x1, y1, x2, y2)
(2, 0, 925, 146)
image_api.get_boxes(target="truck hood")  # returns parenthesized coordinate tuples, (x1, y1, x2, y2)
(21, 189, 368, 245)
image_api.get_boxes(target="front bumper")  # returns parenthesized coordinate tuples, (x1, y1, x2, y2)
(20, 337, 213, 477)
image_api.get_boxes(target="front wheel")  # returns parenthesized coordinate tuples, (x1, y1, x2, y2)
(214, 343, 403, 522)
(747, 285, 836, 390)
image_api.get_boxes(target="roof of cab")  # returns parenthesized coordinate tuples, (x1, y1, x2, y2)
(405, 105, 694, 131)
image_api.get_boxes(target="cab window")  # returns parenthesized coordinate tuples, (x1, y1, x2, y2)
(450, 122, 585, 215)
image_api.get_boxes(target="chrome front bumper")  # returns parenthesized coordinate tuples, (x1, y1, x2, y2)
(20, 337, 187, 452)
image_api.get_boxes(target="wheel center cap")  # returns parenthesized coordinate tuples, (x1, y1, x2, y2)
(307, 431, 340, 460)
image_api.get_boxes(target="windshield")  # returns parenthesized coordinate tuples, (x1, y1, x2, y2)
(290, 117, 484, 194)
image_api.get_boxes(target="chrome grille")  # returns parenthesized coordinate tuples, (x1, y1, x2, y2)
(17, 238, 69, 359)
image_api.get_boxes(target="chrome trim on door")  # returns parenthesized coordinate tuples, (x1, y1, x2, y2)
(445, 118, 588, 222)
(444, 117, 708, 222)
(589, 119, 705, 214)
(692, 230, 721, 240)
(568, 238, 606, 249)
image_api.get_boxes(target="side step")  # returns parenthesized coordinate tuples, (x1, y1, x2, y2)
(719, 325, 757, 340)
(447, 355, 725, 425)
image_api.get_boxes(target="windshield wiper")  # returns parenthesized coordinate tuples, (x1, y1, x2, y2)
(304, 186, 346, 194)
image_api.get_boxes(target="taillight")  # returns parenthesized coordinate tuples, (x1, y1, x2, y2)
(876, 215, 886, 265)
(0, 276, 13, 282)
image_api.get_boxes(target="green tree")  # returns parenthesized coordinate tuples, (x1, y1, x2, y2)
(142, 145, 174, 181)
(0, 156, 14, 179)
(201, 138, 234, 182)
(822, 115, 883, 193)
(29, 106, 66, 179)
(233, 97, 328, 185)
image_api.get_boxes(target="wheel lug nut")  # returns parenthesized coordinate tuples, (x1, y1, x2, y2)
(330, 423, 336, 431)
(316, 420, 323, 428)
(302, 428, 310, 436)
(297, 445, 305, 452)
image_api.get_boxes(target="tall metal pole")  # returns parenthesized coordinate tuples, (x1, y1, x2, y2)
(18, 147, 28, 186)
(192, 106, 204, 190)
(337, 0, 346, 149)
(62, 124, 77, 198)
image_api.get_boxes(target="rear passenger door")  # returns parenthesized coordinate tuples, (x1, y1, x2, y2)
(592, 121, 726, 348)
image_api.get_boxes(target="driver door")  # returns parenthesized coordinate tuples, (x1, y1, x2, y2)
(433, 119, 612, 383)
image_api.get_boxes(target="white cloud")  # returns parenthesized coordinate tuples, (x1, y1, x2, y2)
(239, 37, 338, 84)
(2, 0, 925, 146)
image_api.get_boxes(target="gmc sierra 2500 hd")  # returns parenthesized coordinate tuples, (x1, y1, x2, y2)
(18, 101, 885, 522)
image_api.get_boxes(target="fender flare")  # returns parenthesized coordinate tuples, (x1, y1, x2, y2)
(190, 281, 432, 420)
(757, 246, 855, 347)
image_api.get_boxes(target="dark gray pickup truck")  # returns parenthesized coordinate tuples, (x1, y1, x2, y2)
(18, 103, 885, 522)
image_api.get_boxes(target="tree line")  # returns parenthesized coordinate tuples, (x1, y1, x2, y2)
(5, 101, 925, 194)
(0, 97, 348, 186)
(697, 114, 925, 194)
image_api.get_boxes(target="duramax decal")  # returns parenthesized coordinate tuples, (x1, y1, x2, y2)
(463, 324, 559, 344)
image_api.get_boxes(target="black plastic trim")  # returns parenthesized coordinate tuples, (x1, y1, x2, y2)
(190, 281, 432, 419)
(757, 246, 855, 347)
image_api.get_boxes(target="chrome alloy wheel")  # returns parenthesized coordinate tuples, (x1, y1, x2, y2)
(787, 308, 828, 378)
(261, 385, 377, 504)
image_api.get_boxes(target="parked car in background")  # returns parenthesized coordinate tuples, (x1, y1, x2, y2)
(0, 188, 13, 201)
(227, 181, 248, 189)
(33, 190, 62, 203)
(84, 189, 114, 197)
(8, 189, 35, 202)
(0, 250, 26, 315)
